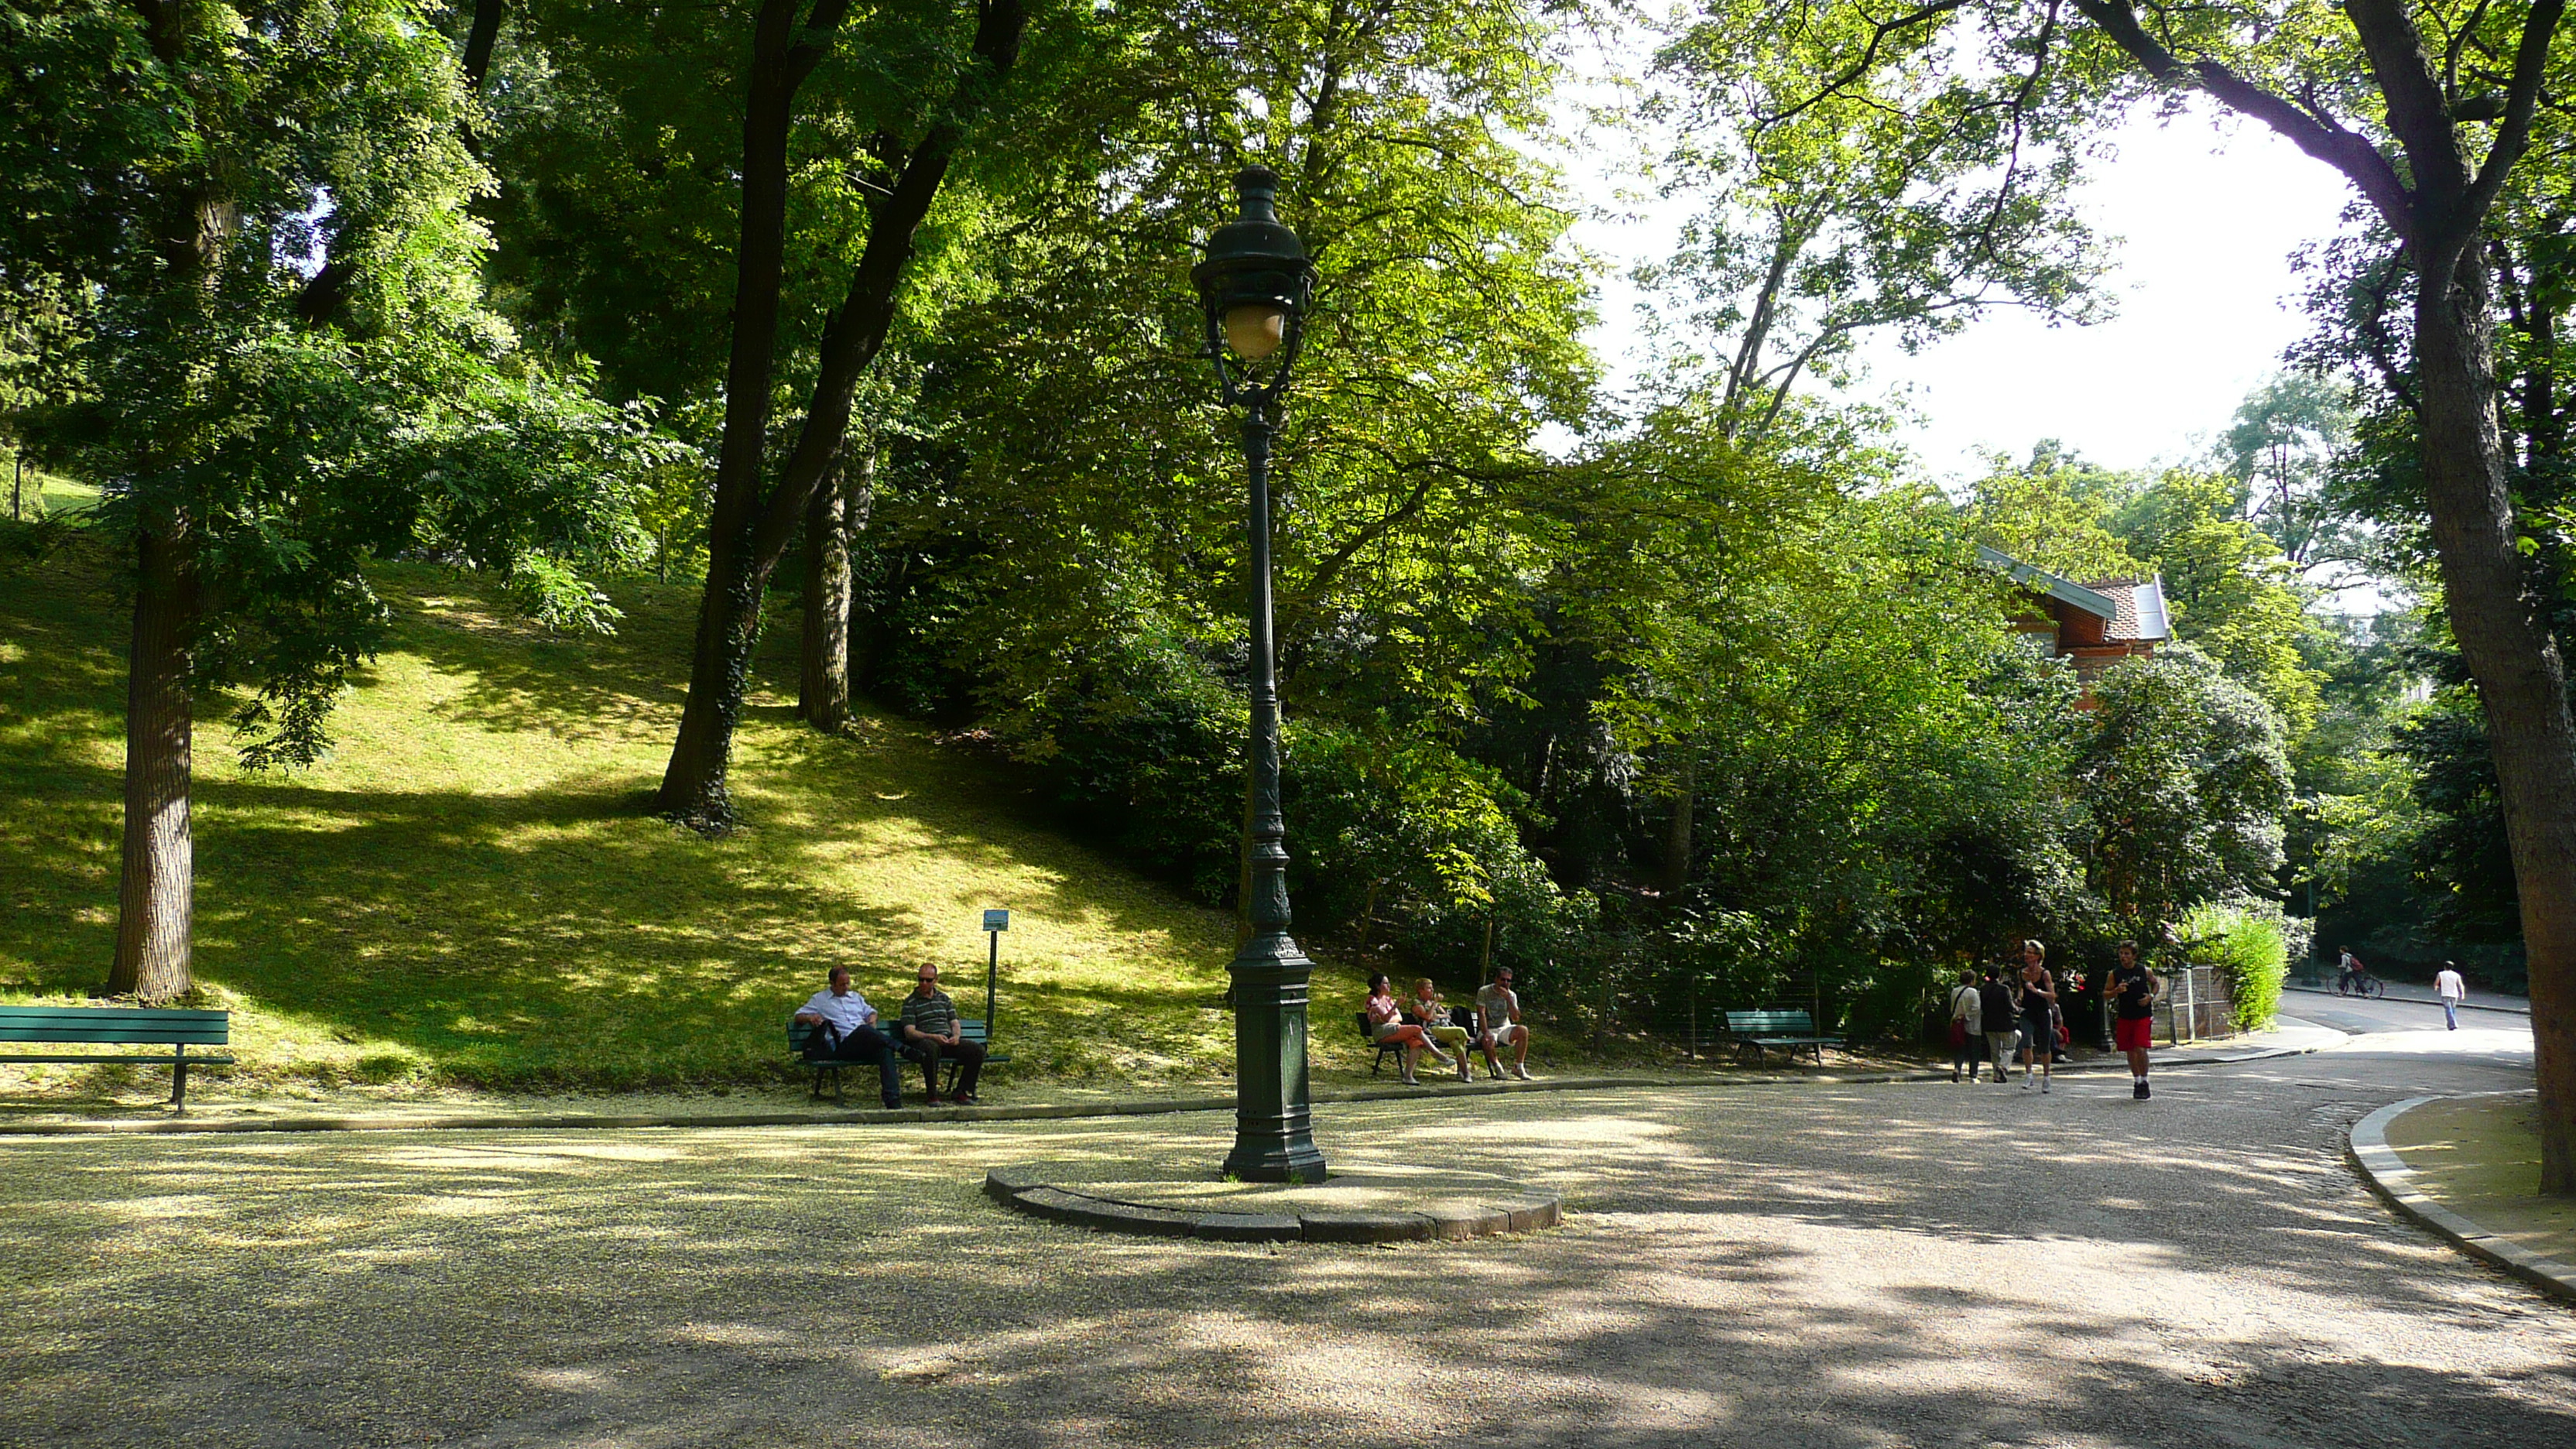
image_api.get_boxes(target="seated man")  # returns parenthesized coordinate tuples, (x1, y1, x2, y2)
(795, 966, 902, 1109)
(1474, 967, 1533, 1081)
(899, 963, 984, 1105)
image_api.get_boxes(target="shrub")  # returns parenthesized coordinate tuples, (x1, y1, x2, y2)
(2180, 899, 2289, 1032)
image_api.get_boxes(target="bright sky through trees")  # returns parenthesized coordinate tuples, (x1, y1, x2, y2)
(1564, 77, 2355, 481)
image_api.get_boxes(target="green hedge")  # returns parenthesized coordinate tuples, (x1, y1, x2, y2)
(2181, 901, 2289, 1032)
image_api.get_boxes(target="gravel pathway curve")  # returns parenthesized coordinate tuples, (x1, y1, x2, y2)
(2, 1034, 2567, 1448)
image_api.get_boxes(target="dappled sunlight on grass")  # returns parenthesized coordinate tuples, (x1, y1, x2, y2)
(0, 555, 1278, 1094)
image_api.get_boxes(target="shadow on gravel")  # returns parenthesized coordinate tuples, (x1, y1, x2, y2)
(4, 1081, 2573, 1448)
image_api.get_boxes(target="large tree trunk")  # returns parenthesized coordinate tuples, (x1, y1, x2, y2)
(656, 0, 1022, 829)
(653, 0, 808, 830)
(2417, 245, 2576, 1194)
(106, 519, 200, 1002)
(800, 452, 851, 731)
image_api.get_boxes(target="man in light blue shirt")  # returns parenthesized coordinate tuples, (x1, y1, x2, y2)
(796, 966, 903, 1108)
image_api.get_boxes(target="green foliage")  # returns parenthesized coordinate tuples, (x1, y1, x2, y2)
(1649, 0, 2108, 437)
(2079, 646, 2292, 930)
(2180, 899, 2290, 1033)
(2112, 470, 2323, 735)
(1963, 443, 2148, 583)
(2, 0, 659, 769)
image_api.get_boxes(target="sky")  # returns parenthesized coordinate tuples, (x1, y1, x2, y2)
(1563, 96, 2365, 485)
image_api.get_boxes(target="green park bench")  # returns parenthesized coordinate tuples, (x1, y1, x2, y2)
(788, 1017, 1005, 1105)
(1725, 1008, 1845, 1067)
(0, 1004, 235, 1106)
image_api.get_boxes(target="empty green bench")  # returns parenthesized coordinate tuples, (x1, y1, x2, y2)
(1725, 1009, 1844, 1067)
(0, 1005, 235, 1106)
(788, 1017, 1005, 1104)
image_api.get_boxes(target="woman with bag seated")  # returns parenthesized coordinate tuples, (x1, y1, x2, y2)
(1365, 973, 1452, 1086)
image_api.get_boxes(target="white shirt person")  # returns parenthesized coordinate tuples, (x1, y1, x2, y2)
(794, 966, 904, 1108)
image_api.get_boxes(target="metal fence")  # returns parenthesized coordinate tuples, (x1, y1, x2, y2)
(2157, 964, 2235, 1043)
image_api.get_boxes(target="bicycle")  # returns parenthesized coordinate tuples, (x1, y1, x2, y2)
(2337, 970, 2387, 999)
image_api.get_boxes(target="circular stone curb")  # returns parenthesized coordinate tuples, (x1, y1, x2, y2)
(2348, 1094, 2576, 1307)
(985, 1163, 1560, 1243)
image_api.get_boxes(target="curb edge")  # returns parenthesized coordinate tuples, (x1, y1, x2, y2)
(2347, 1095, 2576, 1308)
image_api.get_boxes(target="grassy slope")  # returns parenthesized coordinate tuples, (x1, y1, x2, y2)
(1, 546, 1380, 1091)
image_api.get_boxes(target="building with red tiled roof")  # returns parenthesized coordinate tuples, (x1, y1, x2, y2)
(1976, 545, 2172, 703)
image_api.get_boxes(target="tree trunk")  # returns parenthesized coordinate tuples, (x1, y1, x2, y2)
(800, 452, 851, 731)
(653, 0, 807, 830)
(1660, 754, 1697, 897)
(2416, 244, 2576, 1194)
(656, 0, 1019, 829)
(106, 519, 200, 1002)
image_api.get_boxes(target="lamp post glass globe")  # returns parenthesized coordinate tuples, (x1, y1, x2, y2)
(1224, 303, 1288, 360)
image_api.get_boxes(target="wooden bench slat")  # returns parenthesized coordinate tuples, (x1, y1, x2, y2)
(0, 1006, 230, 1022)
(0, 1053, 237, 1065)
(0, 1028, 233, 1044)
(0, 1006, 234, 1105)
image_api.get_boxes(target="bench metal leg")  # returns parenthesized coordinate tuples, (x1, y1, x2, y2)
(170, 1043, 188, 1108)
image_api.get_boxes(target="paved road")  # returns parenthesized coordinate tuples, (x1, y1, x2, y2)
(2, 1026, 2566, 1448)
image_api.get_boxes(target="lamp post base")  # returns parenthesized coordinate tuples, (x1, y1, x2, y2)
(1225, 934, 1328, 1184)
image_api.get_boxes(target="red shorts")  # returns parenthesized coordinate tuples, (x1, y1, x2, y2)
(2114, 1017, 2153, 1052)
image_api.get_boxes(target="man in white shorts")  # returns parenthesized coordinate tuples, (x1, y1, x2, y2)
(1474, 968, 1533, 1081)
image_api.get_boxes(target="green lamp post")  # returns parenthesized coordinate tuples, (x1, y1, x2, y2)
(1193, 166, 1327, 1183)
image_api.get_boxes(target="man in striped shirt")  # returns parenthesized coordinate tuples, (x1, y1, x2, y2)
(899, 964, 984, 1105)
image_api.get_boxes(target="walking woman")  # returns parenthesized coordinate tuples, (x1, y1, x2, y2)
(1947, 968, 1985, 1081)
(2017, 940, 2059, 1092)
(1365, 973, 1451, 1085)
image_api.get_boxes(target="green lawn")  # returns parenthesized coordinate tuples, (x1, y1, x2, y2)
(0, 546, 1384, 1092)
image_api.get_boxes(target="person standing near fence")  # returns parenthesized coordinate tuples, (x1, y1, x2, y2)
(1978, 966, 2021, 1086)
(2109, 940, 2160, 1100)
(2434, 961, 2467, 1031)
(1947, 968, 1985, 1082)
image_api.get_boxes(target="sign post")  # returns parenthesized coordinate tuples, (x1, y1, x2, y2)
(981, 909, 1009, 1038)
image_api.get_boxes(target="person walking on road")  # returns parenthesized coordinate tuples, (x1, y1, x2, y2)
(2434, 961, 2468, 1031)
(2017, 940, 2058, 1092)
(1948, 968, 1985, 1082)
(2337, 946, 2365, 995)
(1978, 967, 2021, 1086)
(2108, 940, 2160, 1099)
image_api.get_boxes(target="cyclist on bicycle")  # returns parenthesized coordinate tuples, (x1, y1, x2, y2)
(2338, 947, 2365, 995)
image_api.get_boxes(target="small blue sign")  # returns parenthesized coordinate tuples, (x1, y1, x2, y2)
(983, 909, 1010, 933)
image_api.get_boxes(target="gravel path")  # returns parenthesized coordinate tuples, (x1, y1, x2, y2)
(2, 1030, 2567, 1448)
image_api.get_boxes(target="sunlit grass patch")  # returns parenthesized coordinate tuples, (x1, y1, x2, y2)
(1, 550, 1347, 1094)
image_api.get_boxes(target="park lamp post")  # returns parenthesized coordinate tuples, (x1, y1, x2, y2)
(1193, 166, 1327, 1184)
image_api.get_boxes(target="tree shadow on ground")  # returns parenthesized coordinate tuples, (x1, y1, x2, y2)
(3, 1077, 2571, 1447)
